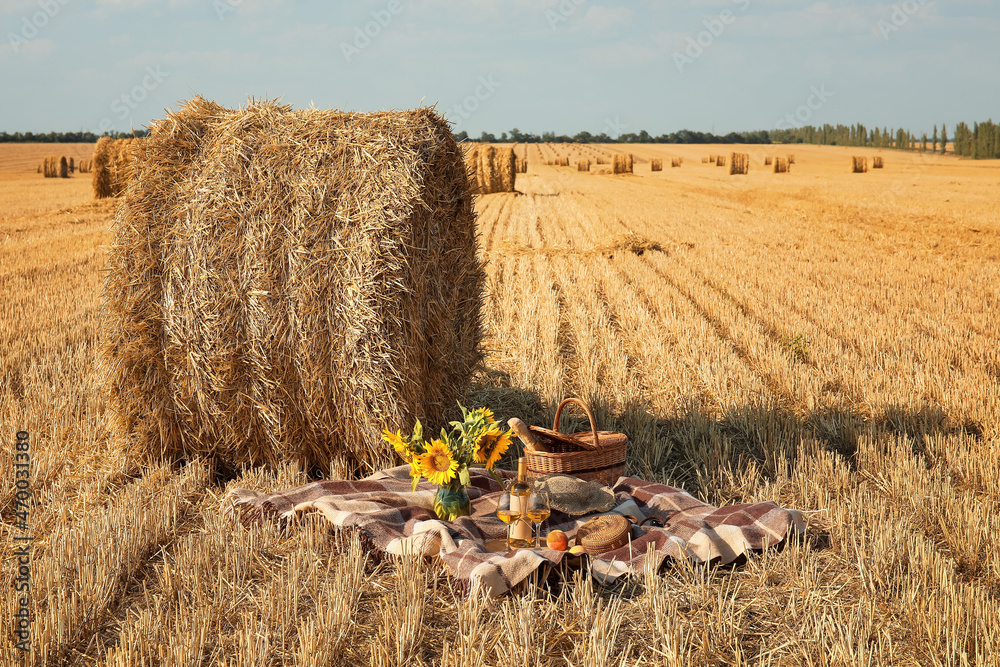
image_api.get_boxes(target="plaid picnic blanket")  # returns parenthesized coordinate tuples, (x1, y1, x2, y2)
(224, 466, 805, 597)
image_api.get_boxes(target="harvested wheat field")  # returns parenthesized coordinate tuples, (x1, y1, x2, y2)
(2, 140, 1000, 665)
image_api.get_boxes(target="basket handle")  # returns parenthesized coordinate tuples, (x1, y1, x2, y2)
(552, 398, 603, 454)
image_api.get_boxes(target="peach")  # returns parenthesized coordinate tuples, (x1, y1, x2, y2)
(545, 529, 569, 551)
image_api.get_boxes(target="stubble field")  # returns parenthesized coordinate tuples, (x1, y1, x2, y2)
(1, 141, 999, 665)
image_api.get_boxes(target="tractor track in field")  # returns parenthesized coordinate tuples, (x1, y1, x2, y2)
(638, 254, 798, 412)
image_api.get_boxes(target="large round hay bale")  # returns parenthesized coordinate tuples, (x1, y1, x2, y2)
(101, 97, 484, 476)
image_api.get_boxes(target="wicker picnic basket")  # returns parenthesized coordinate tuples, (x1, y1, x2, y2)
(523, 398, 627, 488)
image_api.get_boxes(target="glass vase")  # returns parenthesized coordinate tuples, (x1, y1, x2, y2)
(433, 480, 471, 521)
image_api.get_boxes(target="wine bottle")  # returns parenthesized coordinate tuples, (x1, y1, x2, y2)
(509, 457, 533, 548)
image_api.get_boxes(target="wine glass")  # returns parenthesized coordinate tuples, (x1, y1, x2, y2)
(496, 489, 520, 552)
(526, 490, 551, 549)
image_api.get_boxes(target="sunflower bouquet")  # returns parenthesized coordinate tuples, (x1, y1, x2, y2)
(382, 404, 512, 521)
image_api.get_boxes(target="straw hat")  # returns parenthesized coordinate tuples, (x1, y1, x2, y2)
(532, 474, 616, 515)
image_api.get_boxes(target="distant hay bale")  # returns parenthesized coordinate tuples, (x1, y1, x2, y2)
(556, 157, 570, 167)
(671, 157, 682, 167)
(787, 154, 796, 164)
(69, 157, 75, 173)
(715, 155, 726, 167)
(764, 156, 773, 166)
(728, 152, 749, 175)
(708, 155, 715, 164)
(43, 156, 60, 178)
(101, 97, 484, 476)
(92, 137, 138, 198)
(515, 157, 528, 173)
(872, 156, 884, 169)
(650, 158, 662, 172)
(465, 145, 516, 194)
(595, 157, 607, 165)
(37, 164, 42, 174)
(545, 160, 554, 166)
(499, 147, 517, 192)
(577, 159, 591, 172)
(79, 159, 91, 174)
(92, 138, 114, 197)
(851, 156, 868, 173)
(612, 153, 633, 174)
(59, 156, 69, 178)
(773, 157, 789, 173)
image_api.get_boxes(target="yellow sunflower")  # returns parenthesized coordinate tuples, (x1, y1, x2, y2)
(420, 440, 458, 486)
(482, 407, 497, 425)
(485, 429, 512, 469)
(383, 428, 409, 459)
(474, 426, 502, 464)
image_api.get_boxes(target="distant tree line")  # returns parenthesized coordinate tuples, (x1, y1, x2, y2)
(5, 122, 996, 158)
(0, 130, 149, 143)
(455, 127, 772, 145)
(457, 120, 1000, 159)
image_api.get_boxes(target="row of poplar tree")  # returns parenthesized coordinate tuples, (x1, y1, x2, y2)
(771, 121, 1000, 159)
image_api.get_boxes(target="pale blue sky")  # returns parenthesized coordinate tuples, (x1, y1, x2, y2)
(1, 0, 997, 136)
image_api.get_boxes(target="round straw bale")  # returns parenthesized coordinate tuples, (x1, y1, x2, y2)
(101, 97, 484, 476)
(498, 146, 516, 192)
(612, 153, 633, 174)
(59, 156, 69, 178)
(92, 137, 115, 198)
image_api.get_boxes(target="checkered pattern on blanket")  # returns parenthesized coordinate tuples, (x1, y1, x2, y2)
(224, 466, 804, 597)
